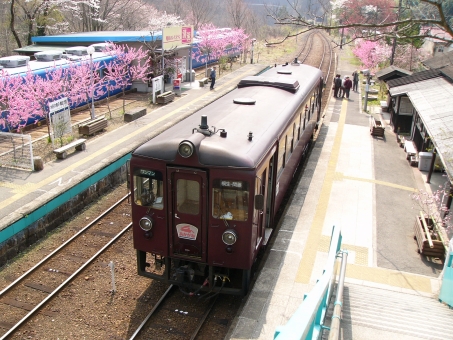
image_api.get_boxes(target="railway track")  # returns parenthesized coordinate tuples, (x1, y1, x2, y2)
(0, 195, 132, 339)
(129, 285, 222, 340)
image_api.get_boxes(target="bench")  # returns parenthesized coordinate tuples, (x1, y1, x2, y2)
(156, 91, 175, 104)
(404, 139, 417, 160)
(78, 116, 107, 136)
(198, 78, 209, 87)
(370, 117, 385, 137)
(124, 107, 147, 122)
(53, 138, 86, 159)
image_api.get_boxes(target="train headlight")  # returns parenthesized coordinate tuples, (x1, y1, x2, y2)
(139, 216, 153, 231)
(222, 230, 237, 245)
(178, 141, 194, 158)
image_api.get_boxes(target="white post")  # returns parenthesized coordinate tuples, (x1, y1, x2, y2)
(108, 261, 116, 293)
(87, 46, 96, 120)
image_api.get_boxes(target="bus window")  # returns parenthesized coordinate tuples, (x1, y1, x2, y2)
(133, 169, 164, 209)
(212, 179, 249, 221)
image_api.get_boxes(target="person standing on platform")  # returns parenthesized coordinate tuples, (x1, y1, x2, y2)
(352, 70, 359, 92)
(343, 76, 353, 99)
(210, 66, 216, 90)
(333, 74, 342, 98)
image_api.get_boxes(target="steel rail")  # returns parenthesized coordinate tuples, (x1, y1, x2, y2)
(1, 222, 132, 339)
(189, 295, 219, 340)
(0, 193, 130, 298)
(129, 285, 176, 340)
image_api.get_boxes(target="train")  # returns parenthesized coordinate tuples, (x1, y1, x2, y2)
(0, 45, 123, 132)
(130, 61, 324, 296)
(191, 28, 242, 69)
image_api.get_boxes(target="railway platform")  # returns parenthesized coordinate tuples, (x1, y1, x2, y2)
(227, 50, 453, 339)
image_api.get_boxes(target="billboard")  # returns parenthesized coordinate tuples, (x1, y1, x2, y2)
(162, 26, 194, 50)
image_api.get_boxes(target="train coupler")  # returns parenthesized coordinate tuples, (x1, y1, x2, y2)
(175, 265, 195, 284)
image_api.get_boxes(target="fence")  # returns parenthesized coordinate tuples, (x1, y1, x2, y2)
(0, 132, 34, 171)
(439, 238, 453, 308)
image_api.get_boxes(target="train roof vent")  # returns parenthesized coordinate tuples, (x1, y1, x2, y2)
(237, 76, 300, 93)
(277, 70, 292, 75)
(0, 55, 30, 68)
(61, 54, 82, 61)
(233, 98, 256, 105)
(34, 50, 63, 62)
(65, 46, 88, 56)
(89, 43, 111, 52)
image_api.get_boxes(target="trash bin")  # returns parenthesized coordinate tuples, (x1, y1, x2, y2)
(185, 70, 195, 82)
(418, 152, 433, 171)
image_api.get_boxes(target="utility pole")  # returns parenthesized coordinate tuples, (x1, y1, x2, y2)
(390, 0, 403, 65)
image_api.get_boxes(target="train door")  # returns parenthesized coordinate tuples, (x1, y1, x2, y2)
(167, 167, 207, 262)
(265, 155, 276, 229)
(254, 169, 265, 248)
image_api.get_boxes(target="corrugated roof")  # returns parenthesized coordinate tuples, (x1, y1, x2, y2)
(386, 69, 441, 88)
(390, 77, 453, 180)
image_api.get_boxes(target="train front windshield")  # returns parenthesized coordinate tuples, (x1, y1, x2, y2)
(133, 169, 164, 210)
(212, 179, 249, 221)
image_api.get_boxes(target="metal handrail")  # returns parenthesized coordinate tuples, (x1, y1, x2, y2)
(328, 250, 348, 340)
(274, 225, 343, 340)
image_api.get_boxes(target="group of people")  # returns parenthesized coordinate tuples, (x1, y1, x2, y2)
(333, 71, 359, 99)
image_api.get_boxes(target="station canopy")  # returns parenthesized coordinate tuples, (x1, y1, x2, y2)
(389, 77, 453, 181)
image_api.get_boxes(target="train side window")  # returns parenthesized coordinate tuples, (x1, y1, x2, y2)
(133, 169, 164, 210)
(212, 179, 249, 221)
(176, 179, 200, 215)
(277, 135, 287, 176)
(287, 126, 294, 159)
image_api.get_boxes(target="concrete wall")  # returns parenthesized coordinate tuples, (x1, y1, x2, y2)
(0, 165, 127, 268)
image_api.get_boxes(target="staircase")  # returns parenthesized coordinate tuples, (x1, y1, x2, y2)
(323, 283, 453, 340)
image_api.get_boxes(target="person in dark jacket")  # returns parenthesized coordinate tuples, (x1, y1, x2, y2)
(352, 70, 359, 91)
(343, 76, 353, 99)
(333, 74, 342, 98)
(210, 66, 216, 90)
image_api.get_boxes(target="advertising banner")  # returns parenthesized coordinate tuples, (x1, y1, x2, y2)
(163, 26, 194, 50)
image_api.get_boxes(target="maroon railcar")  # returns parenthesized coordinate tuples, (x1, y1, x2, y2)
(130, 63, 323, 295)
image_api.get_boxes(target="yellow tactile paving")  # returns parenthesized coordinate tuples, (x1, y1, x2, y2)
(1, 68, 258, 208)
(295, 100, 347, 283)
(295, 99, 432, 293)
(346, 264, 432, 292)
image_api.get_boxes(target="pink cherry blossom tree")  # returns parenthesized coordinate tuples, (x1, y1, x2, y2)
(411, 180, 452, 237)
(104, 43, 150, 112)
(21, 65, 71, 141)
(0, 70, 31, 132)
(352, 39, 391, 70)
(1, 43, 149, 143)
(194, 24, 249, 75)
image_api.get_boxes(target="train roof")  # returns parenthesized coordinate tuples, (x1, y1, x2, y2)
(133, 63, 323, 169)
(0, 52, 113, 77)
(31, 31, 163, 44)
